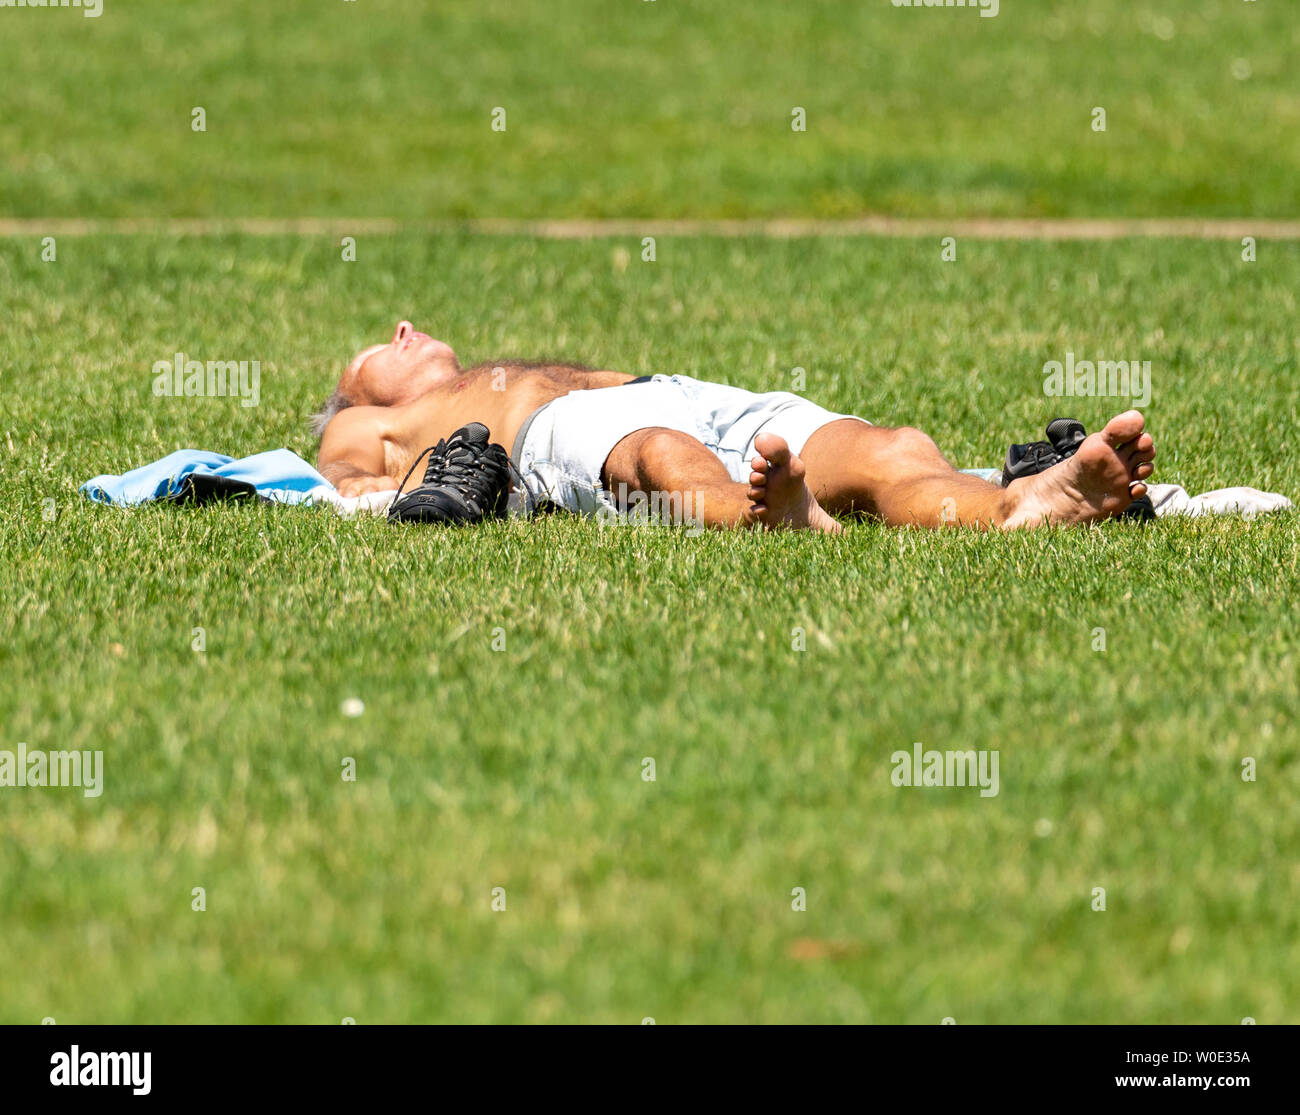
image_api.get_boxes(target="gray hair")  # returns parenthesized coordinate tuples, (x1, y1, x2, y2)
(310, 389, 353, 439)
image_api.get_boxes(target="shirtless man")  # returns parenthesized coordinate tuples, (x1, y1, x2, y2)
(314, 320, 1157, 532)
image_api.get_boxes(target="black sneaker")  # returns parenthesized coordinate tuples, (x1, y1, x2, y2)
(1003, 417, 1155, 522)
(388, 422, 515, 525)
(1002, 418, 1086, 485)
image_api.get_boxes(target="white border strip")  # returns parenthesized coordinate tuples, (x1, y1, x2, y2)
(1, 217, 1298, 240)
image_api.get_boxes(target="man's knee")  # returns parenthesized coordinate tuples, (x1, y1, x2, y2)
(883, 425, 942, 462)
(604, 426, 700, 491)
(637, 427, 692, 463)
(634, 428, 698, 484)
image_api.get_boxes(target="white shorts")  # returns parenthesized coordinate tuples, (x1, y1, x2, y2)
(510, 374, 868, 516)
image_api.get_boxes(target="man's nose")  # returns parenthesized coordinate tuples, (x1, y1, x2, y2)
(393, 320, 414, 346)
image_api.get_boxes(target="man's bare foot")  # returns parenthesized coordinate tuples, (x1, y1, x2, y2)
(1001, 410, 1157, 529)
(747, 434, 843, 534)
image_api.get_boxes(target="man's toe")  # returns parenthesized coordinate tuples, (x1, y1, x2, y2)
(1102, 410, 1146, 448)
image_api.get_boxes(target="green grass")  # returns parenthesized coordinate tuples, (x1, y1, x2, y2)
(1, 0, 1297, 220)
(1, 233, 1297, 1022)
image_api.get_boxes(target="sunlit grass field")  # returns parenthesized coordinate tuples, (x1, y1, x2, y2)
(0, 234, 1296, 1022)
(1, 0, 1297, 219)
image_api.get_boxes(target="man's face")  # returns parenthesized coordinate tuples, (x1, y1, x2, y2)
(337, 321, 460, 407)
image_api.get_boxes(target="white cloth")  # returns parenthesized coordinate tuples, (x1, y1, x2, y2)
(317, 488, 399, 517)
(1143, 483, 1293, 519)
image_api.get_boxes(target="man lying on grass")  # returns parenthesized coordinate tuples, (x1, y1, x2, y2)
(313, 321, 1156, 532)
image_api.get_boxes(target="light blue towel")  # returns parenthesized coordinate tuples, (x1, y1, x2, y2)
(81, 449, 335, 506)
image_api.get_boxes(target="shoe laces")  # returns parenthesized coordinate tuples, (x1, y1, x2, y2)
(393, 432, 517, 505)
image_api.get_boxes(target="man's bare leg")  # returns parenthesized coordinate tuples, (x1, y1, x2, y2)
(603, 427, 841, 533)
(799, 412, 1156, 529)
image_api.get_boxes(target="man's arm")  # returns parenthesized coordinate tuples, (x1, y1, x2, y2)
(316, 407, 400, 497)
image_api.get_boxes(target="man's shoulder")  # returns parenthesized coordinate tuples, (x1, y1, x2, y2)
(321, 404, 387, 438)
(317, 405, 392, 462)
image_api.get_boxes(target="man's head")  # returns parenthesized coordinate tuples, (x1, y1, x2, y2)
(311, 320, 460, 436)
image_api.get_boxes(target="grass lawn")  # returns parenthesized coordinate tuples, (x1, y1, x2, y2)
(0, 232, 1296, 1022)
(1, 0, 1297, 220)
